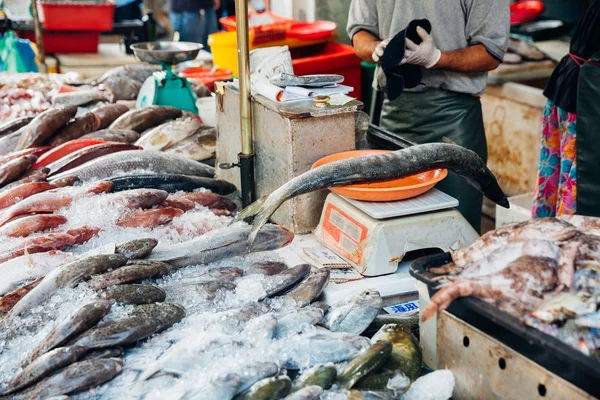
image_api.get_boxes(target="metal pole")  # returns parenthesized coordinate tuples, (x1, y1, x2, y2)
(234, 0, 256, 207)
(31, 0, 47, 73)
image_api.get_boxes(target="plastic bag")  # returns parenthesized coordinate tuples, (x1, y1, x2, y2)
(0, 30, 39, 73)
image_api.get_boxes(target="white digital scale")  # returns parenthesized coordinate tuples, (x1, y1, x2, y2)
(314, 189, 479, 277)
(276, 189, 479, 305)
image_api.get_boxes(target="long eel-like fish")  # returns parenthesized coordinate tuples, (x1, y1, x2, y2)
(236, 143, 509, 245)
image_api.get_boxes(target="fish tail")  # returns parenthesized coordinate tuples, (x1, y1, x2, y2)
(232, 196, 267, 224)
(247, 197, 287, 247)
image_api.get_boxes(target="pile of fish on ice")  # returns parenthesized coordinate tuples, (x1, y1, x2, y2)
(0, 65, 211, 123)
(423, 216, 600, 358)
(0, 106, 477, 399)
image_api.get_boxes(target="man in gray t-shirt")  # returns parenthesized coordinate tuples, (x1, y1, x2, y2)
(347, 0, 509, 232)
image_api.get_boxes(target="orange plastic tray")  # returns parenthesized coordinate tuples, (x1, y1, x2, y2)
(311, 150, 448, 202)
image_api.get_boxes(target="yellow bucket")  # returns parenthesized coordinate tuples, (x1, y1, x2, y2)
(208, 31, 254, 77)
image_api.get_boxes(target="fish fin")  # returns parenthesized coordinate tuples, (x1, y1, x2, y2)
(442, 136, 458, 145)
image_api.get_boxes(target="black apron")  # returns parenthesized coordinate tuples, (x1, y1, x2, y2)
(379, 89, 487, 233)
(576, 50, 600, 216)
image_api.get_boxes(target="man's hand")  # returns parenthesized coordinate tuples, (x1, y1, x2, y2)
(372, 38, 390, 64)
(400, 26, 441, 69)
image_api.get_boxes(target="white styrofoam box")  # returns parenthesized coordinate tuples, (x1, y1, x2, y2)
(496, 193, 533, 228)
(196, 95, 216, 126)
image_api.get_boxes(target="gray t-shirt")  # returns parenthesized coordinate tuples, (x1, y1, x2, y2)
(347, 0, 510, 96)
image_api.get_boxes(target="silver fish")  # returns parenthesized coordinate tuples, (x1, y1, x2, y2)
(135, 117, 205, 151)
(1, 358, 123, 400)
(282, 267, 330, 306)
(235, 143, 508, 245)
(275, 307, 324, 339)
(4, 345, 88, 395)
(49, 150, 214, 182)
(147, 224, 294, 268)
(0, 251, 78, 296)
(52, 90, 112, 107)
(6, 255, 127, 321)
(185, 373, 240, 400)
(322, 290, 382, 335)
(284, 333, 369, 370)
(22, 300, 112, 367)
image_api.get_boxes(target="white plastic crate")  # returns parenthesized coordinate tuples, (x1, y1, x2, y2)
(496, 193, 533, 228)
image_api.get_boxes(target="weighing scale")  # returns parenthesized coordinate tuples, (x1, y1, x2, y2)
(131, 41, 202, 113)
(313, 189, 480, 277)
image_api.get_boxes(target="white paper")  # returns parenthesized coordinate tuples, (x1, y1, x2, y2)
(285, 84, 353, 98)
(250, 77, 283, 102)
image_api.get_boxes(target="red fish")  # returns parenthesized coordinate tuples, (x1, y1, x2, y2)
(116, 207, 184, 228)
(0, 232, 77, 264)
(33, 139, 106, 169)
(64, 225, 102, 244)
(0, 181, 113, 227)
(178, 192, 237, 212)
(159, 196, 195, 211)
(0, 279, 42, 314)
(0, 214, 68, 237)
(0, 182, 57, 209)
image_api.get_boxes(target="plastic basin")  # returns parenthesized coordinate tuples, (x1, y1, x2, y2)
(311, 150, 448, 202)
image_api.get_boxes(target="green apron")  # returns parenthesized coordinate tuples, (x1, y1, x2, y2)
(379, 89, 487, 233)
(576, 50, 600, 216)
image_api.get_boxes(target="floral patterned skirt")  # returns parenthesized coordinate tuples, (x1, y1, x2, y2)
(532, 99, 577, 218)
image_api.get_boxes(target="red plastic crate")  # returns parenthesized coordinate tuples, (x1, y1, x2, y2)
(39, 1, 115, 32)
(291, 42, 363, 100)
(220, 12, 293, 44)
(179, 68, 233, 92)
(18, 30, 100, 54)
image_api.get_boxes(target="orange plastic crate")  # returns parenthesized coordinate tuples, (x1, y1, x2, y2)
(219, 12, 293, 44)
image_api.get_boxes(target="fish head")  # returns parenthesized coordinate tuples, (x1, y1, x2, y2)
(373, 323, 415, 345)
(357, 289, 382, 306)
(249, 224, 294, 252)
(130, 189, 169, 208)
(52, 176, 80, 188)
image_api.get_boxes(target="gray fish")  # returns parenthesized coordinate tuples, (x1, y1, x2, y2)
(49, 150, 214, 182)
(100, 77, 142, 101)
(322, 290, 382, 335)
(96, 65, 159, 84)
(6, 255, 127, 321)
(242, 314, 278, 339)
(247, 261, 287, 276)
(22, 300, 112, 367)
(71, 303, 185, 349)
(4, 345, 88, 395)
(135, 117, 205, 151)
(282, 268, 330, 306)
(236, 376, 292, 400)
(49, 113, 100, 146)
(80, 347, 123, 361)
(147, 225, 294, 268)
(52, 90, 112, 107)
(99, 284, 166, 305)
(275, 307, 324, 339)
(115, 238, 158, 259)
(236, 143, 509, 245)
(87, 260, 172, 290)
(0, 117, 33, 139)
(291, 363, 337, 391)
(109, 106, 183, 132)
(0, 155, 37, 187)
(90, 104, 130, 129)
(260, 264, 311, 301)
(310, 301, 330, 315)
(79, 129, 140, 143)
(1, 358, 123, 400)
(107, 174, 236, 195)
(337, 342, 393, 389)
(164, 126, 217, 162)
(15, 106, 78, 150)
(283, 386, 323, 400)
